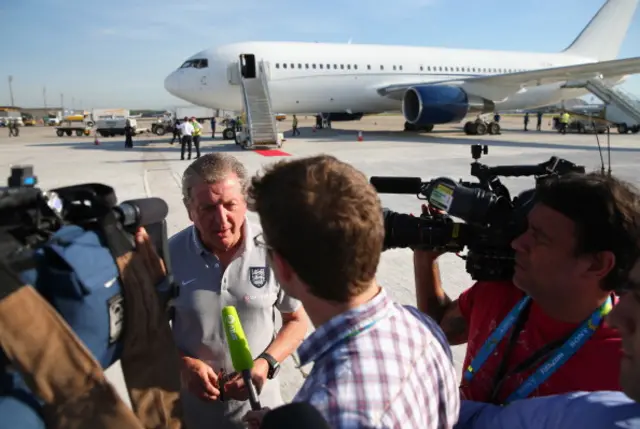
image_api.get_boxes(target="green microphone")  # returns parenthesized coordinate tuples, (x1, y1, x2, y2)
(222, 305, 262, 410)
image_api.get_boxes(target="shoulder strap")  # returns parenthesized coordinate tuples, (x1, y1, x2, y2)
(99, 212, 184, 428)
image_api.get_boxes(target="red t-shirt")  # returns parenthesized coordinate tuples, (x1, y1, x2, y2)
(458, 280, 622, 403)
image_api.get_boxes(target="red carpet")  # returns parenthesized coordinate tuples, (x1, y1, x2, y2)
(255, 149, 291, 157)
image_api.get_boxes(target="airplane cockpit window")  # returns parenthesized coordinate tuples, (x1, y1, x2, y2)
(179, 59, 208, 69)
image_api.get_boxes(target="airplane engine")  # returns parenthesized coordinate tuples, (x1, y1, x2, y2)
(321, 112, 364, 121)
(402, 85, 495, 125)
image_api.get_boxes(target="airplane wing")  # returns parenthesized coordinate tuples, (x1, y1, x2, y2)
(377, 56, 640, 102)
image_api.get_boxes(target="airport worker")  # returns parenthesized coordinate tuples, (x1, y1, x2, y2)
(560, 111, 570, 134)
(414, 171, 640, 404)
(211, 116, 216, 139)
(178, 116, 194, 160)
(124, 119, 134, 148)
(168, 153, 309, 429)
(190, 117, 202, 158)
(171, 117, 181, 145)
(242, 155, 460, 429)
(455, 251, 640, 429)
(537, 111, 543, 131)
(523, 113, 529, 131)
(291, 115, 300, 136)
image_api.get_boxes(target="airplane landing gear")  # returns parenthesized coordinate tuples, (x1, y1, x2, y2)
(464, 120, 500, 136)
(404, 122, 434, 132)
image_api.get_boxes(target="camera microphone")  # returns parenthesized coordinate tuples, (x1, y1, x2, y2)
(370, 177, 423, 194)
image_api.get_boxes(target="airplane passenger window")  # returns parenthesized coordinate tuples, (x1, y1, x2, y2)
(340, 64, 344, 69)
(305, 63, 309, 68)
(319, 64, 324, 69)
(347, 64, 351, 69)
(399, 65, 403, 70)
(298, 64, 302, 68)
(444, 67, 448, 71)
(380, 65, 384, 70)
(334, 64, 337, 69)
(393, 65, 396, 70)
(354, 64, 358, 70)
(290, 63, 294, 68)
(283, 63, 287, 68)
(313, 64, 316, 69)
(275, 63, 280, 68)
(367, 65, 371, 70)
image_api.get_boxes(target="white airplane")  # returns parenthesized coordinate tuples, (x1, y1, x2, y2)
(164, 0, 640, 134)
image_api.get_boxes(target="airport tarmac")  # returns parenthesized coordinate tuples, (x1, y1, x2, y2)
(2, 115, 639, 408)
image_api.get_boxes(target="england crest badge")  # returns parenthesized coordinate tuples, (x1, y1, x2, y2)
(249, 266, 267, 288)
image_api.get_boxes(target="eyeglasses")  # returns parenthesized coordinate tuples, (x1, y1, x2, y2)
(253, 233, 273, 250)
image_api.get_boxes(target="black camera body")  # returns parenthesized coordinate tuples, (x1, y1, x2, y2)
(371, 145, 586, 281)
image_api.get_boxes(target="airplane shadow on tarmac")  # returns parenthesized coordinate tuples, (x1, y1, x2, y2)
(26, 136, 246, 161)
(28, 127, 640, 155)
(288, 126, 640, 153)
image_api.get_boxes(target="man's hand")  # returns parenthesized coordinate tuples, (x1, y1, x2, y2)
(242, 407, 271, 429)
(223, 358, 269, 401)
(181, 356, 221, 401)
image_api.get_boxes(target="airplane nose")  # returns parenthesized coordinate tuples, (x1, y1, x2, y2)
(164, 71, 181, 97)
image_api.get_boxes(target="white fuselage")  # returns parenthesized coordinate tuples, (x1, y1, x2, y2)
(164, 41, 626, 118)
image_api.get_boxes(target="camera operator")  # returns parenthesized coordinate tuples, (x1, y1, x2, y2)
(455, 249, 640, 429)
(415, 171, 640, 404)
(243, 155, 460, 429)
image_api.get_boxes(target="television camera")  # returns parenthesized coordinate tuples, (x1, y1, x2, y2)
(0, 165, 175, 368)
(371, 144, 586, 281)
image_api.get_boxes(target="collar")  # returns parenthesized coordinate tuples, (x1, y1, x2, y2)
(297, 287, 393, 367)
(190, 217, 253, 257)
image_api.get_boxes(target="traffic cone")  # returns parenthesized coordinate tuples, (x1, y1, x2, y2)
(357, 131, 363, 142)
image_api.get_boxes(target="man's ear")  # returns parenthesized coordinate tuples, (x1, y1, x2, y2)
(586, 250, 616, 282)
(270, 251, 294, 284)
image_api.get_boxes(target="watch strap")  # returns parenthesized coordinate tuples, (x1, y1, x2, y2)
(258, 352, 279, 378)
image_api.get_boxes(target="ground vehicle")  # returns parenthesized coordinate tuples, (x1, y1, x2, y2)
(552, 116, 610, 134)
(55, 120, 92, 137)
(95, 116, 136, 137)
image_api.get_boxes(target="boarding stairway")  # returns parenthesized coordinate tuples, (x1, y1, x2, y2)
(238, 58, 281, 148)
(565, 79, 640, 134)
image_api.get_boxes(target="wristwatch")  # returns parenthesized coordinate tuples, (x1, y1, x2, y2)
(258, 352, 280, 379)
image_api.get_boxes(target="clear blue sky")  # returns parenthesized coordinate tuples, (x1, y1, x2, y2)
(0, 0, 639, 109)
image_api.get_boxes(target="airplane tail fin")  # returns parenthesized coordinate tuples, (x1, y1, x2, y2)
(562, 0, 639, 61)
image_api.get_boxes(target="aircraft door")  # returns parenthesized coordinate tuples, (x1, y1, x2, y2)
(239, 54, 257, 79)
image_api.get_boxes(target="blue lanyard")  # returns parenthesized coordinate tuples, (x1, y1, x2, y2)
(463, 295, 613, 404)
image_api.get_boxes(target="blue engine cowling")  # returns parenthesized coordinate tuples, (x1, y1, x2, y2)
(402, 85, 495, 125)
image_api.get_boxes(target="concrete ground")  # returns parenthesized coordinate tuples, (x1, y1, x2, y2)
(2, 115, 639, 407)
